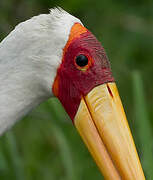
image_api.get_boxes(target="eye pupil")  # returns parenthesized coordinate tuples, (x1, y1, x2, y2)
(75, 55, 88, 67)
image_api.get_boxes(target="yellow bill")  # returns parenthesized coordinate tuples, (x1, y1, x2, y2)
(74, 82, 145, 179)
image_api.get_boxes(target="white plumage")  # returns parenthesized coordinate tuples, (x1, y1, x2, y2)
(0, 8, 81, 135)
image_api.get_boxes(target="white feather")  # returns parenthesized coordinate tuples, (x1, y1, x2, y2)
(0, 8, 82, 134)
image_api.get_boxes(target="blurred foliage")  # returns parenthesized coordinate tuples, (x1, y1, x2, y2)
(0, 0, 153, 179)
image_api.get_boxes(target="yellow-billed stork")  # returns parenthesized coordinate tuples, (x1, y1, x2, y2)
(0, 8, 145, 179)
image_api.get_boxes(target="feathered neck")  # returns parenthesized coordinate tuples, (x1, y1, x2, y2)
(0, 8, 81, 135)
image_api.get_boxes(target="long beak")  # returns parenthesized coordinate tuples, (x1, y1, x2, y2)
(74, 82, 145, 179)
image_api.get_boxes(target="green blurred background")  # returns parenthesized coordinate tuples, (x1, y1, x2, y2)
(0, 0, 153, 179)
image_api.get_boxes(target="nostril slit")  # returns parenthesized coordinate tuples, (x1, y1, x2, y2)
(107, 84, 113, 98)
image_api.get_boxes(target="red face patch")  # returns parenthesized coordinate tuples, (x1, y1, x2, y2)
(53, 23, 114, 121)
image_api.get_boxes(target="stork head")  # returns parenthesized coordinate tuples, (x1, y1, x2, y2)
(50, 8, 145, 179)
(1, 8, 145, 179)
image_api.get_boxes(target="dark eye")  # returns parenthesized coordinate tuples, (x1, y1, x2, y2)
(75, 54, 88, 67)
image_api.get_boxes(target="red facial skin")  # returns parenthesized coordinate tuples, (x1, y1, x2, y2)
(53, 26, 114, 121)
